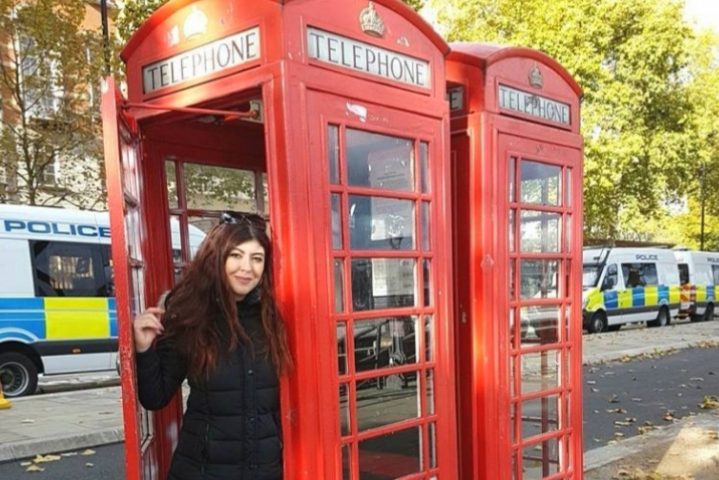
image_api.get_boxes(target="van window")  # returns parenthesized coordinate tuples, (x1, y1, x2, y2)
(678, 263, 689, 285)
(601, 264, 618, 290)
(30, 241, 112, 297)
(713, 265, 719, 285)
(621, 263, 657, 288)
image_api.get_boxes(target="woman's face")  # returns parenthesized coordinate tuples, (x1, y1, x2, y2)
(224, 239, 266, 300)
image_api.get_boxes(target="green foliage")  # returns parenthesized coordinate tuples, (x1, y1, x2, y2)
(0, 0, 107, 208)
(114, 0, 168, 46)
(432, 0, 719, 245)
(402, 0, 425, 12)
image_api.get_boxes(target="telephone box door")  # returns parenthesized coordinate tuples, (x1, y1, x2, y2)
(101, 78, 166, 480)
(306, 90, 457, 479)
(499, 132, 583, 479)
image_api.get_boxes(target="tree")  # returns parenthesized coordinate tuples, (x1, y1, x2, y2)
(432, 0, 719, 243)
(0, 0, 107, 208)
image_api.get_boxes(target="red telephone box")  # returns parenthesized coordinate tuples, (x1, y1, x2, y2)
(101, 1, 457, 478)
(446, 44, 584, 479)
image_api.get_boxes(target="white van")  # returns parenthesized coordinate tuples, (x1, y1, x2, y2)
(673, 250, 718, 322)
(0, 204, 205, 397)
(582, 247, 681, 333)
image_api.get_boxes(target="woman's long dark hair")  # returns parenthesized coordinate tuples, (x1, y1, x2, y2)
(163, 216, 292, 380)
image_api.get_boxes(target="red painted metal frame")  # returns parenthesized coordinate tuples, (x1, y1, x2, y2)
(447, 45, 584, 480)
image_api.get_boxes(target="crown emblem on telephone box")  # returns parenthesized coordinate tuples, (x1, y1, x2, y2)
(359, 2, 386, 38)
(529, 64, 543, 88)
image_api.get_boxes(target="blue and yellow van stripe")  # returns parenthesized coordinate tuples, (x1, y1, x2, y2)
(584, 284, 681, 315)
(0, 297, 117, 343)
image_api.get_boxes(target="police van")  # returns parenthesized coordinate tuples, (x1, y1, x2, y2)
(674, 250, 719, 322)
(582, 247, 681, 333)
(0, 204, 205, 397)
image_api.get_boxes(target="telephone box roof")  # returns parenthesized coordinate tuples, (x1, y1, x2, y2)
(121, 0, 449, 63)
(448, 42, 582, 97)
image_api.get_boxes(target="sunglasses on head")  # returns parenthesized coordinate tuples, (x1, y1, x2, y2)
(219, 211, 268, 231)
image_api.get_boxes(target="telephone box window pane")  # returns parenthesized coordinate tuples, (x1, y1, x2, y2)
(426, 369, 435, 415)
(428, 422, 437, 468)
(520, 211, 560, 253)
(334, 259, 345, 312)
(522, 438, 560, 478)
(351, 258, 416, 311)
(165, 160, 178, 208)
(353, 317, 418, 373)
(349, 195, 415, 250)
(520, 260, 559, 299)
(509, 260, 516, 300)
(509, 209, 516, 252)
(341, 444, 351, 480)
(421, 201, 430, 252)
(183, 163, 257, 211)
(328, 125, 340, 184)
(339, 383, 350, 436)
(565, 168, 572, 207)
(520, 350, 560, 394)
(347, 129, 414, 192)
(520, 305, 560, 346)
(522, 395, 559, 440)
(520, 160, 560, 206)
(332, 194, 342, 249)
(261, 173, 269, 215)
(358, 427, 421, 479)
(424, 315, 433, 362)
(509, 308, 516, 349)
(420, 141, 429, 193)
(337, 322, 347, 375)
(509, 157, 517, 202)
(423, 259, 431, 307)
(356, 373, 419, 431)
(565, 214, 572, 253)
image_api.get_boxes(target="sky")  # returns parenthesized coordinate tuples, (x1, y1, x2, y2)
(683, 0, 719, 33)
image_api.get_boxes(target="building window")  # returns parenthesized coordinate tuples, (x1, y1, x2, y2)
(41, 154, 60, 186)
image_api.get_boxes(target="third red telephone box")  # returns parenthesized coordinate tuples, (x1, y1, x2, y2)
(446, 44, 585, 480)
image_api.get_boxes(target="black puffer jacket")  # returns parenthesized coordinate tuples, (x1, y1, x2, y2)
(136, 293, 282, 480)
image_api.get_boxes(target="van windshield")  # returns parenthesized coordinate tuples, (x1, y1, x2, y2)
(583, 264, 601, 289)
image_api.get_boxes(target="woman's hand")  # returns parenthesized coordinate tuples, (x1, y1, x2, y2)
(133, 307, 165, 353)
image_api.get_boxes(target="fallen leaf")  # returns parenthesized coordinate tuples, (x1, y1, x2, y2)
(25, 465, 44, 472)
(80, 449, 96, 456)
(33, 454, 61, 463)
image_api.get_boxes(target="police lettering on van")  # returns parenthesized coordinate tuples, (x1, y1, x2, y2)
(2, 219, 111, 238)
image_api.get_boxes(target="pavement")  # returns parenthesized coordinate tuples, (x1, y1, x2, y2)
(0, 319, 718, 477)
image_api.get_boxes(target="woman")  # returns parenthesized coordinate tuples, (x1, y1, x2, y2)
(133, 212, 292, 480)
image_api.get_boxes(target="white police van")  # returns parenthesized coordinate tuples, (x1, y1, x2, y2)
(0, 204, 204, 397)
(674, 250, 719, 322)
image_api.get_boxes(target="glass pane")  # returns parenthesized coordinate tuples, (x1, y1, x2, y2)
(420, 142, 429, 193)
(520, 160, 560, 206)
(184, 163, 257, 211)
(332, 194, 343, 249)
(421, 201, 430, 251)
(522, 437, 560, 479)
(511, 401, 518, 444)
(509, 308, 516, 349)
(509, 260, 516, 300)
(509, 209, 516, 252)
(356, 373, 419, 431)
(520, 211, 560, 253)
(520, 260, 559, 299)
(342, 444, 351, 480)
(565, 214, 572, 253)
(351, 258, 416, 311)
(522, 395, 559, 440)
(328, 125, 340, 184)
(509, 157, 516, 202)
(424, 315, 433, 362)
(429, 422, 437, 468)
(347, 129, 414, 191)
(358, 427, 421, 479)
(349, 195, 415, 250)
(426, 369, 435, 415)
(565, 168, 572, 207)
(520, 305, 560, 346)
(334, 259, 345, 313)
(520, 350, 560, 394)
(261, 173, 269, 215)
(353, 317, 418, 373)
(339, 383, 350, 436)
(337, 322, 347, 375)
(423, 259, 431, 307)
(165, 160, 178, 208)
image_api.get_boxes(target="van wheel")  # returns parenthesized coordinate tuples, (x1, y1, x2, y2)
(703, 303, 715, 322)
(648, 307, 670, 328)
(588, 312, 607, 334)
(0, 352, 38, 398)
